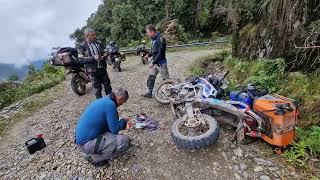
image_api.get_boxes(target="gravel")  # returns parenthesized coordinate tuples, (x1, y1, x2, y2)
(0, 49, 304, 179)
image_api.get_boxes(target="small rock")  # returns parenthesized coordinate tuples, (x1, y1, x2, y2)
(233, 148, 243, 157)
(243, 171, 249, 179)
(260, 175, 271, 180)
(268, 167, 278, 171)
(39, 173, 46, 179)
(87, 170, 93, 176)
(123, 167, 129, 172)
(233, 165, 239, 170)
(254, 166, 264, 172)
(254, 158, 273, 166)
(52, 165, 58, 170)
(231, 156, 237, 161)
(240, 163, 247, 171)
(222, 152, 227, 159)
(234, 173, 241, 180)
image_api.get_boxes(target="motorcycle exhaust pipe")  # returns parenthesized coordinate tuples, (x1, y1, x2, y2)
(245, 131, 261, 138)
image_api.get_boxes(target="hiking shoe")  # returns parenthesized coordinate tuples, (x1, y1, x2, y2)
(141, 93, 152, 98)
(85, 155, 109, 167)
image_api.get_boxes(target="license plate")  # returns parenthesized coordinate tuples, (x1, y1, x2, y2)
(236, 127, 245, 143)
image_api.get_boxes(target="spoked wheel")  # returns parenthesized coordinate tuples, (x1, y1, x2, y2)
(154, 79, 178, 104)
(140, 53, 146, 64)
(71, 75, 86, 96)
(116, 61, 121, 72)
(171, 114, 220, 150)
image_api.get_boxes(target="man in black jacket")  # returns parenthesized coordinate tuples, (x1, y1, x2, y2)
(142, 25, 170, 98)
(79, 28, 112, 99)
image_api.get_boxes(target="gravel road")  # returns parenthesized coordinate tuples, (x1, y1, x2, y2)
(0, 49, 302, 180)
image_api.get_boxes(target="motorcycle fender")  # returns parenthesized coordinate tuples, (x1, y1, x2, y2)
(77, 72, 90, 82)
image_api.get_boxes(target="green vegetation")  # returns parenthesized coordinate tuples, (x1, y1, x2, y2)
(0, 82, 65, 136)
(70, 0, 230, 47)
(283, 127, 320, 169)
(0, 64, 65, 110)
(188, 50, 320, 175)
(7, 73, 19, 81)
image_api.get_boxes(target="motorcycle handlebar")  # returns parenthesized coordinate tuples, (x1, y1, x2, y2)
(219, 70, 229, 83)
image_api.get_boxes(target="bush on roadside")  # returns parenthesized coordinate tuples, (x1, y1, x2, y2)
(0, 63, 65, 110)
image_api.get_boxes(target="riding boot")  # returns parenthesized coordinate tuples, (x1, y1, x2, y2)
(147, 75, 156, 95)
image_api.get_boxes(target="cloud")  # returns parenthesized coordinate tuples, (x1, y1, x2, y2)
(0, 0, 101, 66)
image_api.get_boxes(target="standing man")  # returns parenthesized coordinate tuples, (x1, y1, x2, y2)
(142, 25, 170, 98)
(79, 28, 112, 99)
(75, 88, 132, 166)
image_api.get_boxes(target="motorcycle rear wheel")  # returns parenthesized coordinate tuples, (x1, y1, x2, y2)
(71, 75, 86, 96)
(171, 114, 220, 150)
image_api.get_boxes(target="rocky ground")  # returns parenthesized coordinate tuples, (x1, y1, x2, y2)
(0, 49, 304, 180)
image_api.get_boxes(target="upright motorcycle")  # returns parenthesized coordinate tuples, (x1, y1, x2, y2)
(136, 45, 149, 64)
(105, 45, 125, 72)
(49, 47, 92, 96)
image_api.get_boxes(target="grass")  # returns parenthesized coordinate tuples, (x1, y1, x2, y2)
(0, 64, 65, 110)
(0, 63, 65, 136)
(0, 82, 65, 137)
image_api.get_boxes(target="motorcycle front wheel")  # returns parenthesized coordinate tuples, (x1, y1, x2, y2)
(171, 114, 220, 150)
(115, 61, 121, 72)
(154, 79, 179, 104)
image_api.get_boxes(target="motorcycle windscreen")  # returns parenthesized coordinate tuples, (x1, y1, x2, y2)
(197, 79, 214, 98)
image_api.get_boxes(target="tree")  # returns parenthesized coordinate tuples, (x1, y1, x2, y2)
(111, 4, 141, 45)
(7, 73, 19, 81)
(27, 64, 36, 75)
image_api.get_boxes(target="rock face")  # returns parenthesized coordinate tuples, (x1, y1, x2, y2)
(0, 50, 306, 179)
(231, 0, 320, 72)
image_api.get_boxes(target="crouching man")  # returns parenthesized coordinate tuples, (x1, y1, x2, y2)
(75, 88, 131, 166)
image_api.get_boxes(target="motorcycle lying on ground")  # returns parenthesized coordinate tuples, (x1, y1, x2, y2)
(155, 72, 299, 151)
(136, 45, 149, 64)
(49, 47, 95, 96)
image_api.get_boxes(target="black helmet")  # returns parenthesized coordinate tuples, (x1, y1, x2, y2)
(110, 41, 116, 45)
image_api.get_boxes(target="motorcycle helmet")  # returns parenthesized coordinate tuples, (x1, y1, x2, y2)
(110, 41, 116, 46)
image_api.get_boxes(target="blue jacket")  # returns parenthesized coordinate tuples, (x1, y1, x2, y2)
(148, 32, 167, 65)
(75, 94, 127, 145)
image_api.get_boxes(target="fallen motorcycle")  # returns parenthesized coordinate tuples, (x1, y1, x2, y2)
(156, 72, 299, 151)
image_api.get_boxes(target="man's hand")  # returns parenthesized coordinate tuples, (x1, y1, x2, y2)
(94, 55, 101, 61)
(144, 55, 149, 61)
(148, 63, 154, 69)
(125, 118, 134, 129)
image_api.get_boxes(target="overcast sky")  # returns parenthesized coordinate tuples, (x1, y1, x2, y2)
(0, 0, 101, 66)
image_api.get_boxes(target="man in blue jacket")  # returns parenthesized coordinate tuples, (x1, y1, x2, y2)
(75, 88, 131, 166)
(142, 25, 170, 98)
